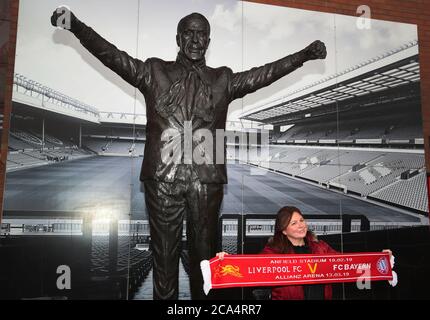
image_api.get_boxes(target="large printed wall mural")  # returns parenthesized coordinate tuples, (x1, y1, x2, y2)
(0, 0, 428, 300)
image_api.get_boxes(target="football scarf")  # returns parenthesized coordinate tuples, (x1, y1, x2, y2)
(201, 252, 397, 295)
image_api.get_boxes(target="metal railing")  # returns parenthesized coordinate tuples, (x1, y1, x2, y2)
(13, 73, 99, 117)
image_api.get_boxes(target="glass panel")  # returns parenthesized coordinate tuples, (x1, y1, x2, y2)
(333, 10, 426, 300)
(1, 0, 138, 300)
(238, 2, 339, 300)
(131, 0, 244, 301)
(238, 2, 428, 301)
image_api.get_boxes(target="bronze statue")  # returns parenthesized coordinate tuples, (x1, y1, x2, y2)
(51, 8, 326, 300)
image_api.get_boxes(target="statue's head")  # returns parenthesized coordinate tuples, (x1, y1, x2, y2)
(176, 13, 210, 62)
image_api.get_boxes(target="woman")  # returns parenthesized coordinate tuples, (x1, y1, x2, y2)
(217, 206, 392, 300)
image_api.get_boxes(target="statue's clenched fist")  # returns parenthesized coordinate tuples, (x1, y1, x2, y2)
(303, 40, 327, 60)
(50, 6, 76, 29)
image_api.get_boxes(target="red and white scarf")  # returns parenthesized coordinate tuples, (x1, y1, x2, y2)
(201, 252, 397, 295)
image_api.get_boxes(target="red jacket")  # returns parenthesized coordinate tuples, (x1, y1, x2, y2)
(261, 233, 337, 300)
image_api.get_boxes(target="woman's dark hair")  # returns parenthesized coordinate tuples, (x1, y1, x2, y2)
(267, 206, 315, 253)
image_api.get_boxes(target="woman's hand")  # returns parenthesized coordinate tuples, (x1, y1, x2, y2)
(216, 252, 229, 260)
(382, 249, 392, 259)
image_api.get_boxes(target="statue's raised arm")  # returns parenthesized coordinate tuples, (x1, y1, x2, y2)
(229, 39, 327, 100)
(50, 6, 148, 90)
